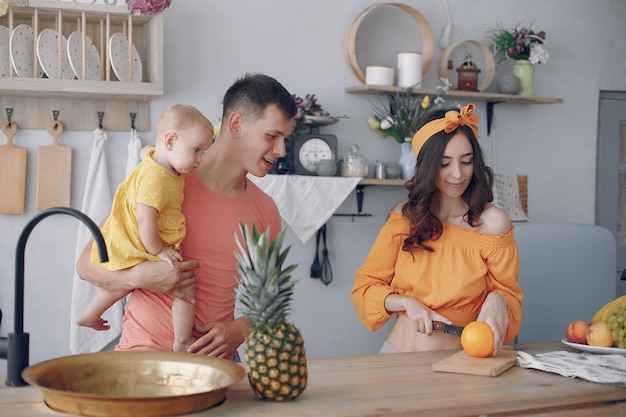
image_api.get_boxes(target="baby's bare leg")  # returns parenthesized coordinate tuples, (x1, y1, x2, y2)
(172, 284, 195, 352)
(77, 288, 130, 330)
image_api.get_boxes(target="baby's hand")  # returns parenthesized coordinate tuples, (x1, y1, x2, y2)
(157, 247, 183, 266)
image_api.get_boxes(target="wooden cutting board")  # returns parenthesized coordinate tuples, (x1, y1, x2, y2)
(0, 121, 27, 214)
(36, 120, 72, 211)
(432, 348, 518, 377)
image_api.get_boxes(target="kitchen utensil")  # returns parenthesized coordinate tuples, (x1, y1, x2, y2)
(316, 159, 337, 176)
(432, 347, 518, 377)
(561, 338, 626, 356)
(36, 117, 72, 210)
(341, 144, 368, 177)
(9, 24, 44, 78)
(293, 134, 337, 176)
(320, 224, 333, 285)
(303, 115, 339, 126)
(0, 25, 10, 77)
(384, 162, 402, 179)
(433, 321, 464, 337)
(36, 28, 74, 80)
(109, 32, 142, 82)
(374, 160, 385, 179)
(310, 227, 323, 278)
(67, 31, 102, 80)
(0, 120, 27, 214)
(21, 350, 246, 417)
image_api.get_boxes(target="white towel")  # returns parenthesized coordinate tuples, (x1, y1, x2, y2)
(69, 128, 121, 354)
(126, 128, 142, 177)
(247, 174, 362, 243)
(517, 350, 626, 388)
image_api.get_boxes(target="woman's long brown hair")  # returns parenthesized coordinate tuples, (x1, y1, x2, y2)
(401, 108, 493, 253)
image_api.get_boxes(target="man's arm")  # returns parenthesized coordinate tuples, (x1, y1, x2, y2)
(76, 235, 199, 302)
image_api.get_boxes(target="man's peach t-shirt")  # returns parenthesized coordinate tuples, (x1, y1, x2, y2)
(117, 171, 281, 352)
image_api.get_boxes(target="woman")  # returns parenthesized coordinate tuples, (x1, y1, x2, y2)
(351, 103, 522, 356)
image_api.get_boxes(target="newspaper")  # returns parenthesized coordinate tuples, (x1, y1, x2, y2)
(516, 350, 626, 388)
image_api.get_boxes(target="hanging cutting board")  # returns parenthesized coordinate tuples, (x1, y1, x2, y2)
(432, 348, 518, 377)
(36, 120, 72, 211)
(0, 121, 27, 214)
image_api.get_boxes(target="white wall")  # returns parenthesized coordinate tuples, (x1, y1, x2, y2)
(1, 0, 625, 373)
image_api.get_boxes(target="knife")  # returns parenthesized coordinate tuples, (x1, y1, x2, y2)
(433, 321, 464, 337)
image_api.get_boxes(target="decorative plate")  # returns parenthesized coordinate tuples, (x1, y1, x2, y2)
(36, 28, 74, 79)
(10, 24, 44, 78)
(108, 32, 142, 82)
(0, 26, 10, 77)
(304, 115, 339, 126)
(67, 31, 101, 80)
(561, 338, 626, 356)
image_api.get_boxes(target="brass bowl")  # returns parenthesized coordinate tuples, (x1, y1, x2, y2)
(22, 351, 246, 417)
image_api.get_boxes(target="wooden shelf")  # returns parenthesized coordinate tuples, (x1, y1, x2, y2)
(345, 85, 563, 104)
(333, 177, 406, 218)
(359, 178, 405, 186)
(0, 78, 162, 101)
(346, 85, 563, 135)
(0, 0, 163, 131)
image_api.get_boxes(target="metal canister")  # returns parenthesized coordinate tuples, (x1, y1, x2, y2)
(374, 160, 385, 179)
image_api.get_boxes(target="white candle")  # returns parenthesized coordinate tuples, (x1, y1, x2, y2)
(365, 66, 394, 86)
(397, 52, 422, 88)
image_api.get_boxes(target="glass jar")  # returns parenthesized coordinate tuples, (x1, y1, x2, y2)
(341, 144, 368, 177)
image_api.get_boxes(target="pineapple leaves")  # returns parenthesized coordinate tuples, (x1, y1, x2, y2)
(235, 222, 298, 328)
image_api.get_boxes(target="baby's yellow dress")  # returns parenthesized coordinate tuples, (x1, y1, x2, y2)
(91, 148, 185, 270)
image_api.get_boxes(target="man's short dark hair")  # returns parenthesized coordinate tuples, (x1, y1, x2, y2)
(222, 73, 297, 122)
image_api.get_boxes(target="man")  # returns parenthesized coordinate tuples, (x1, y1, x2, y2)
(77, 73, 296, 359)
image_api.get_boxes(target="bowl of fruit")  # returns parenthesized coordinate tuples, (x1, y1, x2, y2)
(563, 295, 626, 354)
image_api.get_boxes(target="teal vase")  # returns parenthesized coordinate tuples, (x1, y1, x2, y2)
(513, 60, 534, 97)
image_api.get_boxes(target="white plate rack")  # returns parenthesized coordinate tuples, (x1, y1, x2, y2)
(0, 0, 163, 131)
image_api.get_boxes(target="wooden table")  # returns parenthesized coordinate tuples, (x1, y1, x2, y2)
(1, 342, 625, 417)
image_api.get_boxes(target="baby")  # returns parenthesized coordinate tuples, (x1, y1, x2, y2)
(77, 104, 214, 352)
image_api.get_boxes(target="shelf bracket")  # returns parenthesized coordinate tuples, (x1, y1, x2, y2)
(333, 185, 373, 220)
(486, 101, 502, 136)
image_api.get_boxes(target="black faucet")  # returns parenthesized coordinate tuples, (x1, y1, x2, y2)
(0, 207, 108, 386)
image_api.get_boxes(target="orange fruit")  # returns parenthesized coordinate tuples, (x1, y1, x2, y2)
(461, 321, 494, 358)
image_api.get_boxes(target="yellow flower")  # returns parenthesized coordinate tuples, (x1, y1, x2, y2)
(212, 119, 221, 142)
(367, 116, 387, 138)
(0, 1, 8, 18)
(367, 78, 450, 144)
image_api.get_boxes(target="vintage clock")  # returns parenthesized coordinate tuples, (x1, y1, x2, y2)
(293, 134, 338, 175)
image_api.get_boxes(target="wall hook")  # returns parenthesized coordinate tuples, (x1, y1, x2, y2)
(51, 110, 61, 131)
(97, 112, 105, 129)
(129, 112, 136, 130)
(5, 108, 13, 127)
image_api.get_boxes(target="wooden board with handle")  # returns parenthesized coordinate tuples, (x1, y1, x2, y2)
(36, 120, 72, 211)
(0, 121, 27, 214)
(432, 348, 518, 377)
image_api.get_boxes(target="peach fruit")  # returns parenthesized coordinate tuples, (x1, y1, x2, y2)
(565, 320, 589, 344)
(585, 322, 614, 347)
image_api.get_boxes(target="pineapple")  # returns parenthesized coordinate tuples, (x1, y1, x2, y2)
(235, 222, 307, 401)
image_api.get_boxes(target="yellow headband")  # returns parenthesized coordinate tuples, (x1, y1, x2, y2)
(411, 103, 480, 156)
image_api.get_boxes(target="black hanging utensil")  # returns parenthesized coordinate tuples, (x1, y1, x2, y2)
(310, 227, 323, 279)
(320, 224, 333, 286)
